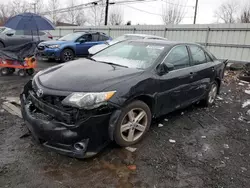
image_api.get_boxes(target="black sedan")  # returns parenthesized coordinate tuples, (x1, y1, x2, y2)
(21, 40, 226, 158)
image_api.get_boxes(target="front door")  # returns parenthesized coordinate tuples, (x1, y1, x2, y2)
(5, 30, 29, 46)
(156, 45, 192, 115)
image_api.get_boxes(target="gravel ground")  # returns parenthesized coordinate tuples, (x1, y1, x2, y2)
(0, 60, 250, 188)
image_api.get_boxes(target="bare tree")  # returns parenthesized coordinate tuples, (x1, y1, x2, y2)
(162, 0, 186, 24)
(109, 7, 123, 25)
(11, 0, 30, 15)
(214, 0, 238, 23)
(46, 0, 62, 24)
(87, 1, 105, 26)
(64, 0, 87, 26)
(239, 5, 250, 23)
(0, 4, 14, 24)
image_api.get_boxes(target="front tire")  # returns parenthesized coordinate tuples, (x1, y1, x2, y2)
(60, 49, 74, 62)
(114, 100, 151, 147)
(202, 82, 218, 107)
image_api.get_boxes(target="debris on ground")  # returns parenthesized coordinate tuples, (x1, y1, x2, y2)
(201, 136, 207, 139)
(238, 83, 245, 86)
(238, 116, 248, 122)
(164, 118, 168, 122)
(215, 161, 226, 168)
(2, 102, 22, 118)
(127, 165, 136, 171)
(1, 97, 21, 106)
(20, 132, 31, 139)
(158, 123, 164, 128)
(223, 144, 230, 149)
(216, 96, 224, 101)
(181, 112, 184, 115)
(242, 100, 250, 108)
(246, 110, 250, 116)
(169, 139, 176, 143)
(244, 90, 250, 95)
(0, 109, 4, 113)
(239, 80, 249, 84)
(125, 147, 137, 153)
(241, 167, 247, 172)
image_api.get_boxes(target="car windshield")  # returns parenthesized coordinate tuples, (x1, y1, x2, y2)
(92, 41, 167, 69)
(0, 28, 6, 33)
(58, 33, 83, 41)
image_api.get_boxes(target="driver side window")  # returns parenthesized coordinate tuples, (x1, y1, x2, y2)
(164, 45, 190, 70)
(76, 34, 92, 42)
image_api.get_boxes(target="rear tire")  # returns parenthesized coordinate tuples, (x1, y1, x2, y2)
(18, 69, 26, 77)
(60, 49, 74, 62)
(201, 82, 218, 107)
(114, 100, 152, 147)
(0, 68, 9, 75)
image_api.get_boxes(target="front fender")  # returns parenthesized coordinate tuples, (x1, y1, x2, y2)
(108, 109, 122, 141)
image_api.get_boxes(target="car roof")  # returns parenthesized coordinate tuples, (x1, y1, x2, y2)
(127, 39, 200, 47)
(124, 33, 166, 39)
(73, 31, 108, 35)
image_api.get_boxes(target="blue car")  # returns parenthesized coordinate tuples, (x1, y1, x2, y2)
(37, 31, 112, 62)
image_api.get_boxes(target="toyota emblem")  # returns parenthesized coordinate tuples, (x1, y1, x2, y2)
(36, 89, 44, 98)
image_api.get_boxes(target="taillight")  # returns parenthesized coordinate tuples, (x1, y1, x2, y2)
(48, 33, 53, 39)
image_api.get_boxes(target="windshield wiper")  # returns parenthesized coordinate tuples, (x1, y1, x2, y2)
(98, 61, 128, 68)
(85, 56, 96, 61)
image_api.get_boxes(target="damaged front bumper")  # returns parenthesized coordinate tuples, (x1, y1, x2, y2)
(20, 81, 115, 158)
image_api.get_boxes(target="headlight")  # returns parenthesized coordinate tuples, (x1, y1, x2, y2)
(62, 91, 116, 109)
(48, 44, 60, 48)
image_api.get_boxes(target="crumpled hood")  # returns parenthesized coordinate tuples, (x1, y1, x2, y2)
(35, 59, 143, 92)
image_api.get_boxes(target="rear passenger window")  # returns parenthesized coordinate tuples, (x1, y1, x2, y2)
(92, 34, 99, 41)
(189, 45, 207, 65)
(164, 45, 190, 70)
(99, 34, 109, 41)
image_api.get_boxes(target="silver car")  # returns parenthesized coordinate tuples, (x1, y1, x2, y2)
(0, 28, 53, 48)
(88, 34, 167, 55)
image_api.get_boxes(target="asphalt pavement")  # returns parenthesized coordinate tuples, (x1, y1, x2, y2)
(0, 60, 249, 188)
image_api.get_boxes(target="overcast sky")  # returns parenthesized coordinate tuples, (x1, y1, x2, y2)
(2, 0, 249, 25)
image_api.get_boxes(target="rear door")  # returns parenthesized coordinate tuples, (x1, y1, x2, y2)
(187, 45, 216, 102)
(156, 45, 193, 115)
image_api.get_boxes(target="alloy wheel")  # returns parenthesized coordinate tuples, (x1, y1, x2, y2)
(120, 108, 148, 142)
(63, 51, 73, 61)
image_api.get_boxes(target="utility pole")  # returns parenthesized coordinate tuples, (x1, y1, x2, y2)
(104, 0, 109, 25)
(193, 0, 198, 24)
(32, 3, 36, 14)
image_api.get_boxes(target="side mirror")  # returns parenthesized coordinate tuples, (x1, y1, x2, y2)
(156, 63, 174, 76)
